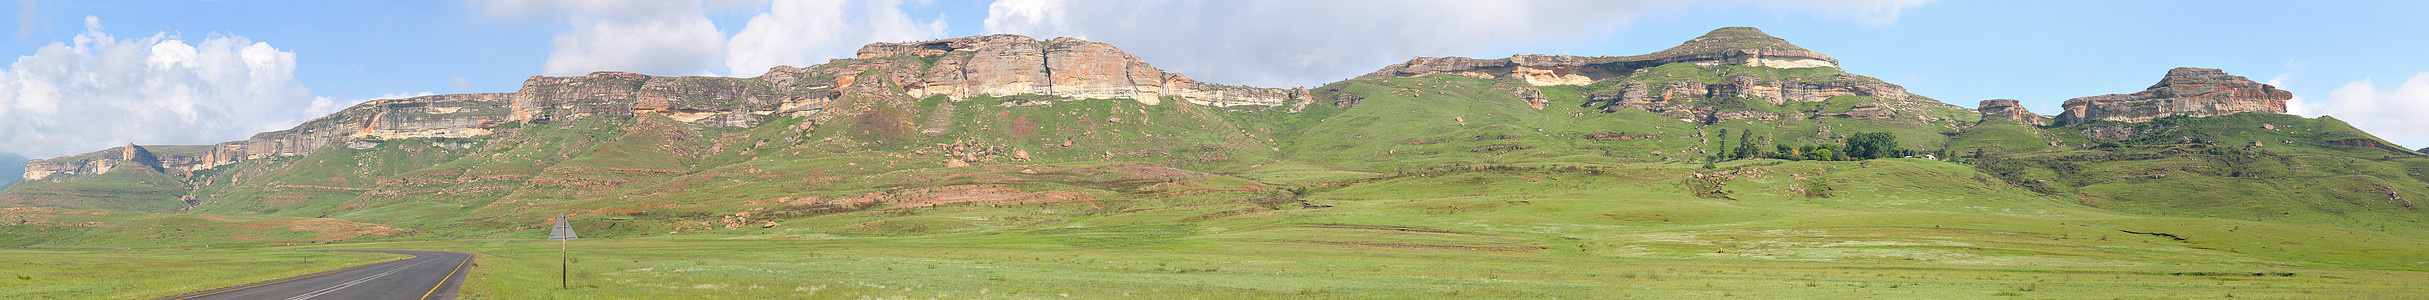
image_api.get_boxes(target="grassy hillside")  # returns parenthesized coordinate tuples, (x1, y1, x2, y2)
(0, 167, 191, 212)
(5, 45, 2429, 298)
(1949, 112, 2429, 238)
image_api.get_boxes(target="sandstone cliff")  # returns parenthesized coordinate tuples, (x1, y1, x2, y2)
(1977, 99, 2049, 125)
(850, 34, 1309, 108)
(1360, 27, 1839, 84)
(1349, 27, 1956, 123)
(2055, 67, 2291, 126)
(19, 34, 1317, 182)
(22, 144, 166, 181)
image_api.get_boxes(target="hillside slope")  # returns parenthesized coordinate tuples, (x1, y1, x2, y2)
(1, 28, 2424, 277)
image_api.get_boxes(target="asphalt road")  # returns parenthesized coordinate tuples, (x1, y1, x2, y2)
(157, 250, 475, 300)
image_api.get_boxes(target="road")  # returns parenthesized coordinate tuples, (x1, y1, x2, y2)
(157, 250, 475, 300)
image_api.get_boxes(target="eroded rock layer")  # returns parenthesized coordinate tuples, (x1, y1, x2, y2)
(1359, 27, 1838, 85)
(853, 35, 1309, 107)
(23, 34, 1312, 181)
(2056, 67, 2291, 126)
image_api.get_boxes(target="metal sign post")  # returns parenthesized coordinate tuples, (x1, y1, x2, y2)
(548, 213, 579, 290)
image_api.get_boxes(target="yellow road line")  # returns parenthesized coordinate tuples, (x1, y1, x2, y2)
(421, 253, 474, 300)
(166, 255, 405, 300)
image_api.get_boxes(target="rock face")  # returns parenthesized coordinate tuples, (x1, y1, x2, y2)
(1349, 27, 1953, 121)
(22, 144, 165, 181)
(19, 34, 1314, 182)
(2055, 67, 2291, 126)
(1587, 73, 1917, 107)
(1977, 99, 2049, 125)
(853, 34, 1308, 107)
(1360, 27, 1838, 84)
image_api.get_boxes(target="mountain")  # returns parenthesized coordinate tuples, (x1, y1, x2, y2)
(3, 27, 2425, 276)
(0, 152, 22, 190)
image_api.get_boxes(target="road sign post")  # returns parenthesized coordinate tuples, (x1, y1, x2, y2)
(548, 213, 579, 290)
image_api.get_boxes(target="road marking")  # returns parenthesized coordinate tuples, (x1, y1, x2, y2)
(421, 253, 473, 300)
(281, 258, 436, 300)
(165, 257, 401, 300)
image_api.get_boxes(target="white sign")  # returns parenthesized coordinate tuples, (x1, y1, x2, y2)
(548, 214, 579, 241)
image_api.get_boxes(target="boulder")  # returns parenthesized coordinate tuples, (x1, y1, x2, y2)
(1977, 99, 2048, 125)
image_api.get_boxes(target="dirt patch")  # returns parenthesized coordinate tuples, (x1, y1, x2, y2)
(824, 185, 1095, 209)
(1297, 240, 1547, 252)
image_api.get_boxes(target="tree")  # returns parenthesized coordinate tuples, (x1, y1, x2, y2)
(1844, 132, 1898, 160)
(1804, 149, 1831, 161)
(1715, 129, 1731, 160)
(1736, 131, 1759, 160)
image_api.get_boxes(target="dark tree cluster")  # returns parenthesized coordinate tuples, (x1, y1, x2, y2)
(1713, 131, 1918, 162)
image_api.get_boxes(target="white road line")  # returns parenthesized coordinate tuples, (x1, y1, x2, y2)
(282, 257, 436, 300)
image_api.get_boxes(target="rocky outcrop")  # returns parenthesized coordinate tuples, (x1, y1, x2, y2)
(1360, 27, 1837, 84)
(850, 35, 1308, 108)
(2056, 67, 2291, 126)
(513, 72, 783, 127)
(1508, 86, 1547, 109)
(1348, 27, 1947, 121)
(1715, 73, 1912, 104)
(2329, 139, 2384, 148)
(1978, 99, 2049, 125)
(1576, 71, 1931, 123)
(1587, 73, 1916, 108)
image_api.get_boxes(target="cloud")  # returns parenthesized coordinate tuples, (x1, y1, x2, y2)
(372, 91, 435, 100)
(16, 0, 45, 39)
(2268, 73, 2309, 116)
(449, 76, 471, 92)
(725, 0, 945, 77)
(476, 0, 732, 76)
(982, 0, 1930, 88)
(484, 0, 943, 77)
(2300, 73, 2429, 149)
(0, 16, 342, 158)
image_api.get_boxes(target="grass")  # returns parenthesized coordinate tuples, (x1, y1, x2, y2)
(0, 249, 402, 299)
(7, 46, 2429, 299)
(315, 233, 2429, 299)
(202, 157, 2409, 298)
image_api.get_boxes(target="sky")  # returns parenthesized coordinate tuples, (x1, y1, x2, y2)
(3, 0, 2426, 158)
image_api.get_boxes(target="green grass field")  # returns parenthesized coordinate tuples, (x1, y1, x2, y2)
(312, 232, 2427, 299)
(0, 249, 402, 299)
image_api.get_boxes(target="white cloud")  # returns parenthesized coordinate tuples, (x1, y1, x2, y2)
(373, 91, 435, 100)
(0, 16, 342, 158)
(981, 0, 1931, 88)
(2268, 73, 2309, 116)
(484, 0, 943, 77)
(17, 0, 47, 39)
(476, 0, 732, 76)
(725, 0, 945, 77)
(448, 76, 471, 92)
(2301, 73, 2429, 149)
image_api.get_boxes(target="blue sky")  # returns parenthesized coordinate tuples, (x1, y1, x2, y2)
(4, 0, 2426, 158)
